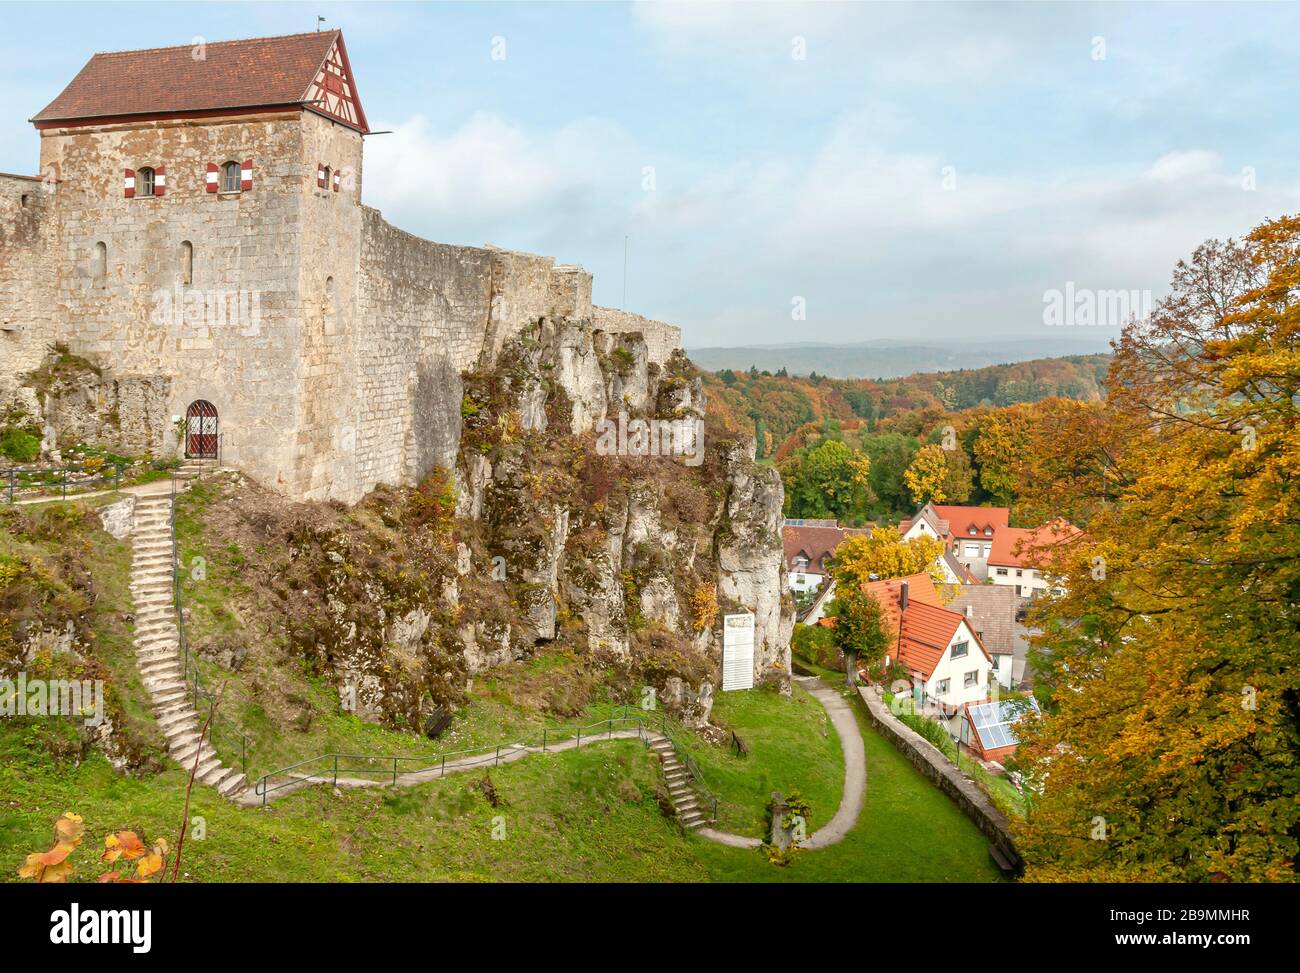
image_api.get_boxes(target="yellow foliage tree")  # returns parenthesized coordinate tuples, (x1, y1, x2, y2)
(902, 443, 948, 505)
(828, 527, 946, 592)
(1014, 216, 1300, 882)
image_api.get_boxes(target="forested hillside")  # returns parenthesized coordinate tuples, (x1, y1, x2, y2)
(699, 353, 1110, 463)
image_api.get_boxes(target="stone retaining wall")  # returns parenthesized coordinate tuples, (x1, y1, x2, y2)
(857, 686, 1023, 872)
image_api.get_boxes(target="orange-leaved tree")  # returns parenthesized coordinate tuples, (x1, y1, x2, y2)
(1014, 215, 1300, 882)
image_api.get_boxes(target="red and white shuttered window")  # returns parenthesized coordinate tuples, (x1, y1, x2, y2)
(126, 166, 166, 198)
(332, 169, 341, 192)
(206, 160, 252, 193)
(317, 163, 328, 189)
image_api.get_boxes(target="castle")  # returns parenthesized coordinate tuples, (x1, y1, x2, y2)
(0, 30, 682, 502)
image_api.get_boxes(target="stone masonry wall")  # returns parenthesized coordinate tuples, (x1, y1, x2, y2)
(591, 306, 682, 366)
(0, 174, 57, 402)
(295, 112, 364, 501)
(3, 108, 686, 506)
(350, 207, 613, 500)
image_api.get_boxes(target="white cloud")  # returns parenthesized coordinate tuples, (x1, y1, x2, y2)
(364, 112, 635, 238)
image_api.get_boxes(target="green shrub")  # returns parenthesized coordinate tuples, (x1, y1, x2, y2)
(0, 428, 41, 463)
(898, 711, 954, 754)
(791, 622, 841, 670)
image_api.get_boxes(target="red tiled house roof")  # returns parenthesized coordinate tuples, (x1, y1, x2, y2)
(31, 30, 369, 133)
(860, 572, 991, 680)
(900, 504, 1009, 547)
(987, 519, 1082, 569)
(782, 523, 871, 573)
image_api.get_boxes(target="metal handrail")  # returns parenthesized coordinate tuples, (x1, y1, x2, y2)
(3, 462, 124, 503)
(253, 706, 720, 814)
(660, 720, 722, 823)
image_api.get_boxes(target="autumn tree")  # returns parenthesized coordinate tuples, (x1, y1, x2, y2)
(1014, 216, 1300, 882)
(826, 586, 889, 687)
(902, 443, 949, 505)
(828, 527, 946, 592)
(972, 405, 1032, 507)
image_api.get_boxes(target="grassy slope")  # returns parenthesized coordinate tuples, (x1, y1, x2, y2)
(1, 687, 1000, 883)
(684, 684, 843, 836)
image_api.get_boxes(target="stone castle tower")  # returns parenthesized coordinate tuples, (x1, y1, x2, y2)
(0, 31, 681, 502)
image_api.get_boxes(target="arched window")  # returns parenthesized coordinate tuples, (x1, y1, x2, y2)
(93, 242, 107, 284)
(20, 194, 29, 207)
(221, 161, 242, 193)
(181, 241, 193, 285)
(137, 167, 155, 197)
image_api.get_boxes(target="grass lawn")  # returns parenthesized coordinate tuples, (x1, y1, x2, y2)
(680, 683, 843, 837)
(0, 686, 1002, 883)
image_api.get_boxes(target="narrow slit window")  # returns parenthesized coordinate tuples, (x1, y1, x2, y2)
(181, 241, 193, 285)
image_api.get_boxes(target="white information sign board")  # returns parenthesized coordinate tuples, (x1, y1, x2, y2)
(721, 612, 755, 691)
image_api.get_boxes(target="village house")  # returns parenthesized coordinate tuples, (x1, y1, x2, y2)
(900, 503, 1010, 581)
(782, 519, 872, 596)
(943, 584, 1022, 689)
(987, 519, 1082, 600)
(858, 572, 995, 712)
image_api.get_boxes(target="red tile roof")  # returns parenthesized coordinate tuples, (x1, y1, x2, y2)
(782, 523, 871, 573)
(930, 504, 1009, 538)
(987, 519, 1082, 568)
(31, 31, 367, 132)
(860, 572, 991, 680)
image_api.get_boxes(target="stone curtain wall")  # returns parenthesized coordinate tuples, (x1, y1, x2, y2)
(0, 174, 56, 402)
(591, 307, 683, 366)
(857, 686, 1023, 871)
(350, 208, 625, 502)
(353, 208, 494, 497)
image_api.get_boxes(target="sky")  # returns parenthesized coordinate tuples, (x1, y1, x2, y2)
(2, 1, 1298, 348)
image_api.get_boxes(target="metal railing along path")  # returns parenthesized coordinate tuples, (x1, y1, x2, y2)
(3, 462, 124, 503)
(253, 706, 722, 819)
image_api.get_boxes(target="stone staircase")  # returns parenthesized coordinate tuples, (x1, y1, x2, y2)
(650, 736, 707, 829)
(129, 492, 249, 801)
(174, 457, 218, 482)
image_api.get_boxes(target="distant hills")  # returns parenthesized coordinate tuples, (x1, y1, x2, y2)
(686, 337, 1116, 380)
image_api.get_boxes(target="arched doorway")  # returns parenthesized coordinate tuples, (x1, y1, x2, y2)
(185, 400, 219, 459)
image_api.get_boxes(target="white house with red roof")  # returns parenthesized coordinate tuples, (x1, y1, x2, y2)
(860, 573, 995, 711)
(987, 519, 1082, 599)
(900, 503, 1010, 582)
